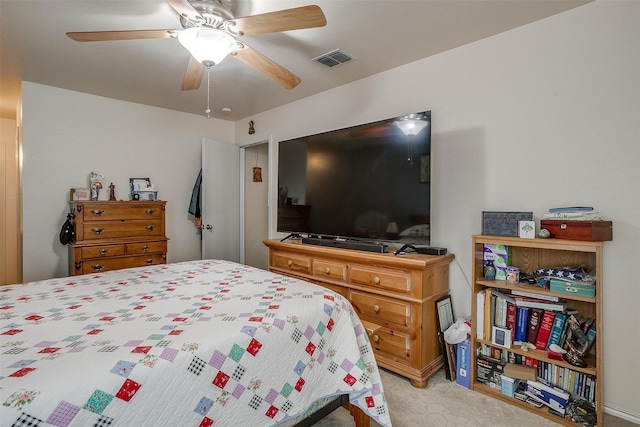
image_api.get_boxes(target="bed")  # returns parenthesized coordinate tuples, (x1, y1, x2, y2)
(0, 260, 391, 427)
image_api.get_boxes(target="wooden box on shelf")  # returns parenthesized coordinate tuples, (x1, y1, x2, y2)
(68, 200, 168, 275)
(470, 235, 604, 427)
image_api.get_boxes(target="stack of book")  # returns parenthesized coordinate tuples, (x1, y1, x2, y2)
(477, 289, 595, 351)
(475, 288, 598, 404)
(542, 206, 604, 221)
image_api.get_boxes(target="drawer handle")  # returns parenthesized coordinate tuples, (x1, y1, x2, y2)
(91, 227, 105, 235)
(145, 258, 154, 265)
(287, 260, 293, 267)
(99, 249, 109, 255)
(91, 210, 104, 216)
(373, 276, 380, 284)
(325, 267, 331, 275)
(373, 305, 380, 313)
(372, 334, 380, 343)
(144, 209, 156, 215)
(141, 245, 150, 251)
(144, 225, 155, 232)
(91, 264, 105, 272)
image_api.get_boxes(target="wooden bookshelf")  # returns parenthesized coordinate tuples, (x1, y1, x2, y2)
(470, 235, 603, 427)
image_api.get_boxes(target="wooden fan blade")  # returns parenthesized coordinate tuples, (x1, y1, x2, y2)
(166, 0, 202, 22)
(230, 5, 326, 36)
(234, 44, 301, 90)
(181, 56, 205, 90)
(66, 30, 176, 42)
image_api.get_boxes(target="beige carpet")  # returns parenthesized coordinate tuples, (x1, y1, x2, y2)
(316, 368, 636, 427)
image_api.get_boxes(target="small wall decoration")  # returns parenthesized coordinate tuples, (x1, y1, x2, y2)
(253, 167, 262, 182)
(248, 120, 255, 135)
(252, 147, 262, 182)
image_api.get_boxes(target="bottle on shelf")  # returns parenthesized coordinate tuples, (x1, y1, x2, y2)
(484, 259, 496, 280)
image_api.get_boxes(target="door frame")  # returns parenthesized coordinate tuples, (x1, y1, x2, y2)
(238, 135, 272, 265)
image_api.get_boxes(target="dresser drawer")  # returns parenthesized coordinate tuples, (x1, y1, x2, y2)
(78, 202, 163, 222)
(78, 254, 166, 274)
(126, 240, 166, 255)
(82, 220, 163, 240)
(350, 290, 410, 328)
(313, 258, 348, 284)
(369, 328, 410, 363)
(81, 244, 125, 259)
(272, 251, 312, 275)
(350, 265, 411, 294)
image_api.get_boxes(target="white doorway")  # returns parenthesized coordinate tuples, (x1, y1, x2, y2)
(240, 138, 270, 270)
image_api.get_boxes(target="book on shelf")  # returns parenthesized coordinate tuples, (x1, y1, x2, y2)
(490, 288, 516, 304)
(506, 302, 517, 342)
(586, 327, 596, 353)
(513, 296, 567, 312)
(526, 308, 543, 344)
(534, 311, 556, 350)
(485, 289, 494, 339)
(476, 290, 485, 340)
(511, 289, 560, 302)
(515, 306, 529, 342)
(546, 312, 567, 349)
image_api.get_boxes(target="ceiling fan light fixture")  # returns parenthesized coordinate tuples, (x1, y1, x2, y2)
(178, 27, 236, 66)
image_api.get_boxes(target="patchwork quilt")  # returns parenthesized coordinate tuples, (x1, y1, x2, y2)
(1, 260, 391, 427)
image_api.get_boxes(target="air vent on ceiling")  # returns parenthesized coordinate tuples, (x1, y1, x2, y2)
(312, 49, 355, 68)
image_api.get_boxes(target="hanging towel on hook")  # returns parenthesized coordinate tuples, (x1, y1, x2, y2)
(188, 169, 202, 228)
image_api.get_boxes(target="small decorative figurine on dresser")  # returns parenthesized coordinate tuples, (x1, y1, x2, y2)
(109, 182, 116, 201)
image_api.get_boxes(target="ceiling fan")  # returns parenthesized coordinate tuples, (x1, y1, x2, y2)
(66, 0, 327, 92)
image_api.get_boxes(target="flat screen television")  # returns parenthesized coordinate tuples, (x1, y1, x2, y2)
(277, 111, 431, 249)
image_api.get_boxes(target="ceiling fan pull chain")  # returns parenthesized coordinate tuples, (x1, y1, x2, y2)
(205, 65, 212, 119)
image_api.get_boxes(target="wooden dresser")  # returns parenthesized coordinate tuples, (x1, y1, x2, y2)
(69, 200, 168, 275)
(264, 239, 454, 388)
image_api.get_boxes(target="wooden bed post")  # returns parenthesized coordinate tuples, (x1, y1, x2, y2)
(345, 403, 371, 427)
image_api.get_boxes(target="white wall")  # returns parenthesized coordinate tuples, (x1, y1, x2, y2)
(21, 83, 234, 280)
(235, 1, 639, 419)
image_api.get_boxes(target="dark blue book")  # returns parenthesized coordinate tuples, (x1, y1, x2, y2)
(515, 306, 529, 342)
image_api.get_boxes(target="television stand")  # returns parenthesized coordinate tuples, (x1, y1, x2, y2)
(263, 238, 455, 388)
(301, 236, 388, 253)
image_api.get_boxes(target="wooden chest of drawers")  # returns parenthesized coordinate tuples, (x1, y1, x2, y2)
(264, 239, 454, 388)
(69, 201, 168, 275)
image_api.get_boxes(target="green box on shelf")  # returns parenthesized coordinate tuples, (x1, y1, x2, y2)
(549, 278, 595, 298)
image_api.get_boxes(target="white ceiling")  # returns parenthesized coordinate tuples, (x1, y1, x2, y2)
(0, 0, 591, 122)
